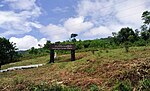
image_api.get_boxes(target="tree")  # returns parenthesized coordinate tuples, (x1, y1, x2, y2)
(43, 40, 51, 49)
(71, 33, 78, 42)
(142, 11, 150, 27)
(141, 11, 150, 41)
(117, 27, 136, 43)
(71, 33, 78, 38)
(141, 25, 149, 41)
(0, 37, 18, 68)
(135, 29, 140, 40)
(116, 27, 136, 52)
(29, 47, 38, 54)
(112, 32, 119, 45)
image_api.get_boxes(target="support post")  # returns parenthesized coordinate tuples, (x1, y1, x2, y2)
(50, 50, 54, 63)
(71, 50, 75, 61)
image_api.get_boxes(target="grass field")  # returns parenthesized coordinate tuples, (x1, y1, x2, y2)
(0, 47, 150, 91)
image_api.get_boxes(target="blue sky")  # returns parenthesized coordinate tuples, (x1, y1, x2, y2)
(0, 0, 150, 50)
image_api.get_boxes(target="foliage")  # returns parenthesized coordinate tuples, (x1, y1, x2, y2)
(113, 82, 132, 91)
(117, 27, 136, 43)
(30, 83, 63, 91)
(29, 83, 82, 91)
(71, 34, 78, 38)
(138, 79, 150, 91)
(140, 11, 150, 41)
(140, 25, 150, 41)
(71, 33, 78, 42)
(142, 11, 150, 25)
(124, 42, 130, 53)
(134, 38, 146, 46)
(43, 40, 51, 49)
(29, 47, 38, 54)
(0, 37, 19, 67)
(90, 84, 99, 91)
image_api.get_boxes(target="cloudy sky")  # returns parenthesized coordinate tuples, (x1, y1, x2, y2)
(0, 0, 150, 50)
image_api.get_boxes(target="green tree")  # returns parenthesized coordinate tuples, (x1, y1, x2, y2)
(71, 33, 78, 42)
(140, 24, 149, 41)
(0, 37, 18, 68)
(135, 29, 140, 40)
(141, 11, 150, 41)
(71, 33, 78, 38)
(117, 27, 136, 52)
(43, 40, 51, 49)
(112, 32, 119, 45)
(142, 11, 150, 29)
(29, 47, 38, 54)
(117, 27, 136, 43)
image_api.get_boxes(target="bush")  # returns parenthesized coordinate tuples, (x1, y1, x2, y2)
(29, 83, 63, 91)
(90, 84, 99, 91)
(113, 81, 132, 91)
(29, 83, 82, 91)
(134, 39, 146, 46)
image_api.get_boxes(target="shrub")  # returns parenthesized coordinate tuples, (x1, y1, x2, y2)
(90, 84, 99, 91)
(113, 81, 132, 91)
(134, 39, 146, 46)
(29, 83, 63, 91)
(29, 83, 82, 91)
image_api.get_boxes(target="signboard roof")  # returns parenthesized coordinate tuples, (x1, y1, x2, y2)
(50, 44, 75, 50)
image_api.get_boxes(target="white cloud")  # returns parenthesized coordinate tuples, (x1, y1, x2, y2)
(77, 0, 113, 22)
(1, 0, 150, 43)
(64, 16, 93, 34)
(40, 16, 94, 42)
(52, 7, 69, 13)
(4, 0, 41, 17)
(0, 11, 42, 36)
(26, 22, 43, 29)
(0, 11, 20, 24)
(4, 0, 39, 11)
(83, 26, 112, 38)
(115, 0, 150, 27)
(76, 0, 150, 39)
(9, 35, 47, 50)
(77, 0, 150, 27)
(40, 24, 69, 42)
(0, 0, 41, 37)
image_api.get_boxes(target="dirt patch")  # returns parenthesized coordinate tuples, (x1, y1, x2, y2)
(59, 58, 150, 89)
(114, 59, 150, 86)
(105, 58, 150, 89)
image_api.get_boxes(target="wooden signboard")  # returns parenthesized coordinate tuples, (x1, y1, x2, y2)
(50, 44, 75, 50)
(49, 44, 76, 63)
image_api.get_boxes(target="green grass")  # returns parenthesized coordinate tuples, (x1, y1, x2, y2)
(1, 52, 88, 70)
(1, 55, 50, 69)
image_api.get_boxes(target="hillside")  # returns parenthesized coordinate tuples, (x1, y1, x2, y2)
(0, 47, 150, 91)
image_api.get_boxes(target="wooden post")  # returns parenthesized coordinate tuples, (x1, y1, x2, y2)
(50, 50, 54, 63)
(71, 50, 75, 61)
